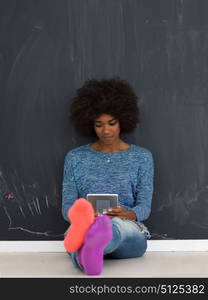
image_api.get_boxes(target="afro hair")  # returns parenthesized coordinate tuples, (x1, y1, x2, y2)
(69, 77, 139, 137)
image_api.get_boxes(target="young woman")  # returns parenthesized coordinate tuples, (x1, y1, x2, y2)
(62, 78, 154, 275)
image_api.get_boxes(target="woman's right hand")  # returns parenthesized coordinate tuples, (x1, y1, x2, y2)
(103, 206, 137, 221)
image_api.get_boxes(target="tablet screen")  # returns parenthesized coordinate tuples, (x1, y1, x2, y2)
(86, 193, 118, 213)
(96, 199, 111, 212)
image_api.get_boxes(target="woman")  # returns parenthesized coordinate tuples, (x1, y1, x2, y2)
(62, 77, 154, 275)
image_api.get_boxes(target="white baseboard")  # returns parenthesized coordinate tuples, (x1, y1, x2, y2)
(0, 240, 208, 252)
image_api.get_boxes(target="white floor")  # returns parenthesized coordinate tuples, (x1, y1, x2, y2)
(0, 252, 208, 278)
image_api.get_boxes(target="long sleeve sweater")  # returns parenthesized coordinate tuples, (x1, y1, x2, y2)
(62, 143, 154, 223)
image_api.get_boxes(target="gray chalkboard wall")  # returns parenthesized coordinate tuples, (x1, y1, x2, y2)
(0, 0, 208, 240)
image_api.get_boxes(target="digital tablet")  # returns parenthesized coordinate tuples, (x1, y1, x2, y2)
(87, 193, 118, 213)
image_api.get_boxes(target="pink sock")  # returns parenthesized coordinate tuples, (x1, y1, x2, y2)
(78, 215, 112, 275)
(64, 198, 95, 252)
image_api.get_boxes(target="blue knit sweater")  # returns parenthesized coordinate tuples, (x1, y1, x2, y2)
(62, 143, 154, 223)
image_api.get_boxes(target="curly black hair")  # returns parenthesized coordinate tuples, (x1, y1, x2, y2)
(69, 77, 139, 137)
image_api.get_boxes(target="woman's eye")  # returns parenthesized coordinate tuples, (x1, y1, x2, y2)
(95, 121, 117, 127)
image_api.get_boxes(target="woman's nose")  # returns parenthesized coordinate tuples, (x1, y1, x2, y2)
(103, 125, 110, 132)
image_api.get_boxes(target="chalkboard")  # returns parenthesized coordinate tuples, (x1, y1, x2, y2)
(0, 0, 208, 240)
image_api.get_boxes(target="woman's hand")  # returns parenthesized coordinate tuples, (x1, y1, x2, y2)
(103, 206, 137, 221)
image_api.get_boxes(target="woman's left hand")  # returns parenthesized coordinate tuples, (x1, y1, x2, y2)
(103, 206, 137, 221)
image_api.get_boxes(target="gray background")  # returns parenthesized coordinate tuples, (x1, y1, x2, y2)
(0, 0, 208, 240)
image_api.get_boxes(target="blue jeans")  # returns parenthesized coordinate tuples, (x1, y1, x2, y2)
(68, 217, 150, 270)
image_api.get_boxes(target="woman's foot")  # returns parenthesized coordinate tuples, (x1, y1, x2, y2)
(78, 215, 112, 275)
(64, 198, 95, 252)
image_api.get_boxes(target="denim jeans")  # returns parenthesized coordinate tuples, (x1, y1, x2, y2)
(68, 217, 150, 270)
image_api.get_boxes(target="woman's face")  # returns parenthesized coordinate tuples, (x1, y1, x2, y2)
(94, 114, 120, 144)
